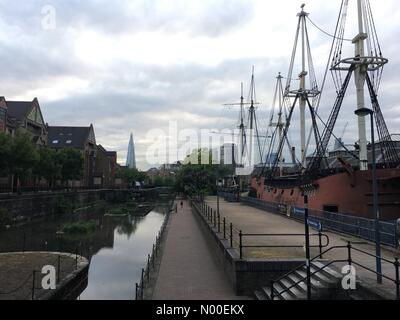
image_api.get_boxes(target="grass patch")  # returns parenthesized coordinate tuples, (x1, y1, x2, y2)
(62, 221, 96, 234)
(105, 207, 130, 216)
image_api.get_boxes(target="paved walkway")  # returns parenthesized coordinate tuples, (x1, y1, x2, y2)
(206, 197, 399, 299)
(152, 200, 243, 300)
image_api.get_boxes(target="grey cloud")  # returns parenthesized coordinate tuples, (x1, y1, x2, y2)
(0, 0, 254, 37)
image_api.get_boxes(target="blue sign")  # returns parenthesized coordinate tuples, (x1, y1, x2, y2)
(307, 218, 322, 231)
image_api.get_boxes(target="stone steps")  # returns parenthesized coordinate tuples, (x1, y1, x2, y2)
(254, 261, 344, 300)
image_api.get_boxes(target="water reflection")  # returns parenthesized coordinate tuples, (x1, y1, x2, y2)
(80, 211, 165, 300)
(0, 203, 168, 300)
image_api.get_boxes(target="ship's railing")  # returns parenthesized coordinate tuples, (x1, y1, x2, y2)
(271, 241, 400, 300)
(241, 196, 398, 248)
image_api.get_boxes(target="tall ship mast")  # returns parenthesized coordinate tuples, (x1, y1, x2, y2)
(251, 1, 400, 220)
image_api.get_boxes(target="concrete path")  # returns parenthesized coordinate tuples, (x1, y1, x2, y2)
(206, 197, 399, 299)
(152, 200, 243, 300)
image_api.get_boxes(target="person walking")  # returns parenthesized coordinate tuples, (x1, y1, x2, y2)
(180, 201, 184, 211)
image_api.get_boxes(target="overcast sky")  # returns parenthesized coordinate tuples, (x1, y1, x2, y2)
(1, 0, 399, 169)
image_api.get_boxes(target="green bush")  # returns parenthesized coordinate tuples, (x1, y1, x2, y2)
(55, 195, 74, 214)
(125, 201, 137, 209)
(62, 221, 96, 234)
(105, 207, 129, 216)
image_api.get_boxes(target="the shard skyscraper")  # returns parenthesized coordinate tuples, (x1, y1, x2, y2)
(126, 133, 137, 169)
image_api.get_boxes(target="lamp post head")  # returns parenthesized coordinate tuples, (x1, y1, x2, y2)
(355, 107, 374, 117)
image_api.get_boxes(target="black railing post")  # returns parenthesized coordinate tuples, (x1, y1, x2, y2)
(214, 210, 217, 228)
(75, 247, 78, 270)
(347, 241, 352, 266)
(31, 271, 36, 300)
(135, 283, 138, 300)
(23, 233, 26, 253)
(141, 268, 145, 299)
(270, 281, 274, 300)
(218, 212, 221, 233)
(239, 230, 243, 259)
(223, 218, 226, 239)
(57, 255, 61, 283)
(318, 231, 323, 258)
(395, 257, 400, 300)
(147, 254, 150, 281)
(230, 223, 233, 248)
(152, 245, 155, 268)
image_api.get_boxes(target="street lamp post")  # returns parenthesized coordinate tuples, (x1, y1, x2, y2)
(216, 179, 222, 216)
(355, 107, 382, 284)
(304, 194, 312, 300)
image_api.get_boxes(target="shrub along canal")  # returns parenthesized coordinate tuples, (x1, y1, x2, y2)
(0, 200, 170, 300)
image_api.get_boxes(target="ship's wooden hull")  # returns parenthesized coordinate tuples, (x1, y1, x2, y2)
(251, 168, 400, 221)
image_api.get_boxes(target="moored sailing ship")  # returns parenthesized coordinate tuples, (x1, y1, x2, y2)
(249, 1, 400, 220)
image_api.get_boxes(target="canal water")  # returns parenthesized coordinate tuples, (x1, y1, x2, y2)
(0, 202, 168, 300)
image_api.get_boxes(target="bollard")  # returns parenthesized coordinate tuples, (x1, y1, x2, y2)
(218, 213, 221, 233)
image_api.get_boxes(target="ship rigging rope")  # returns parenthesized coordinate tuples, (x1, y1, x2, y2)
(306, 16, 352, 42)
(304, 0, 347, 160)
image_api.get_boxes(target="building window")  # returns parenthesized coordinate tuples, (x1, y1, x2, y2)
(66, 140, 72, 144)
(52, 140, 59, 144)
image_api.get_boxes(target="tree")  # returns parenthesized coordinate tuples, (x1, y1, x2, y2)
(175, 149, 232, 195)
(34, 148, 61, 187)
(9, 131, 39, 188)
(116, 167, 146, 186)
(0, 133, 12, 176)
(57, 148, 83, 182)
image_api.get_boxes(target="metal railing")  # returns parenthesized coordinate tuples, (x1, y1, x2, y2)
(241, 196, 398, 248)
(135, 201, 174, 300)
(189, 198, 330, 260)
(271, 241, 400, 300)
(238, 232, 329, 260)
